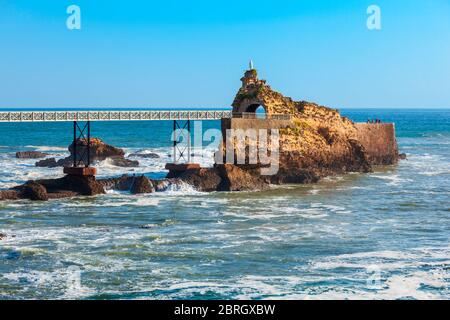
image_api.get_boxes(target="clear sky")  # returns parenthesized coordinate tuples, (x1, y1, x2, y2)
(0, 0, 449, 108)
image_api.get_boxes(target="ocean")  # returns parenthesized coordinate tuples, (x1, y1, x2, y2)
(0, 108, 449, 300)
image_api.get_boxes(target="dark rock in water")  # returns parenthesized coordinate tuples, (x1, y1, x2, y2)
(168, 167, 222, 192)
(153, 179, 170, 192)
(34, 138, 130, 168)
(110, 157, 139, 167)
(47, 190, 78, 199)
(35, 158, 58, 168)
(98, 175, 173, 193)
(167, 164, 268, 192)
(16, 151, 48, 159)
(42, 175, 105, 196)
(18, 181, 49, 201)
(98, 175, 134, 191)
(130, 176, 154, 194)
(217, 164, 268, 191)
(0, 190, 20, 201)
(140, 224, 155, 229)
(398, 153, 407, 160)
(128, 152, 160, 159)
(2, 174, 105, 201)
(0, 233, 7, 240)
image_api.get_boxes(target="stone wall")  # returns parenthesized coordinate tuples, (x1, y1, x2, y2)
(221, 118, 293, 137)
(354, 123, 399, 165)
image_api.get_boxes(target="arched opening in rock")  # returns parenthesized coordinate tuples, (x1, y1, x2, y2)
(244, 104, 267, 119)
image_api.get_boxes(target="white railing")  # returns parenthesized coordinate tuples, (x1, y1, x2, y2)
(0, 110, 232, 122)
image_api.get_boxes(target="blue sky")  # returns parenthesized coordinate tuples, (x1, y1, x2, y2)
(0, 0, 449, 108)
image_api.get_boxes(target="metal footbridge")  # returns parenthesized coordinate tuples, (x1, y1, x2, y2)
(0, 109, 234, 171)
(0, 110, 231, 122)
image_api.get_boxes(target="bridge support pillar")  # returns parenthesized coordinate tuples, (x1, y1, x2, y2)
(63, 120, 97, 176)
(165, 120, 200, 173)
(172, 120, 191, 164)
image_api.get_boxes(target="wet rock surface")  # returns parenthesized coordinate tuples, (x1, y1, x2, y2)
(130, 176, 154, 194)
(109, 157, 140, 168)
(16, 151, 48, 159)
(128, 152, 160, 159)
(15, 181, 49, 201)
(0, 190, 20, 201)
(35, 138, 137, 168)
(0, 233, 6, 240)
(3, 174, 106, 201)
(168, 164, 269, 192)
(35, 158, 58, 167)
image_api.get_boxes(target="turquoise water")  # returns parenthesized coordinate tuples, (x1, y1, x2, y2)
(0, 109, 449, 299)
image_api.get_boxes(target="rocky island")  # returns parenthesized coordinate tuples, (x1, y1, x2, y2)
(0, 68, 402, 201)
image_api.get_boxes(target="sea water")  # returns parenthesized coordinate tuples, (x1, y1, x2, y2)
(0, 109, 449, 299)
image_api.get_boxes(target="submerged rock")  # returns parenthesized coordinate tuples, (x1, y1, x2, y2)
(16, 151, 48, 159)
(398, 153, 407, 160)
(128, 152, 160, 159)
(0, 190, 20, 201)
(110, 157, 140, 168)
(16, 181, 49, 201)
(35, 158, 58, 168)
(130, 176, 154, 194)
(0, 233, 6, 240)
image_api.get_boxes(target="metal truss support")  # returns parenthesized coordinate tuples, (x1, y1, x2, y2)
(72, 121, 91, 168)
(172, 120, 191, 164)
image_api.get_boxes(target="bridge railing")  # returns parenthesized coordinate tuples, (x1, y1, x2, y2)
(0, 110, 233, 122)
(232, 112, 292, 120)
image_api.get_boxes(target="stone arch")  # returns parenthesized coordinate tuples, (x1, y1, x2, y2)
(241, 102, 267, 114)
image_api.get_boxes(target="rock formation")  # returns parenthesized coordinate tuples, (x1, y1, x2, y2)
(170, 68, 400, 188)
(1, 68, 403, 201)
(16, 151, 48, 159)
(128, 151, 160, 159)
(34, 138, 139, 168)
(167, 164, 269, 192)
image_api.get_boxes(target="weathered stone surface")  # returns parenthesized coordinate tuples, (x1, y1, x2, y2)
(130, 176, 154, 194)
(0, 190, 20, 201)
(153, 179, 170, 192)
(216, 164, 268, 191)
(168, 167, 223, 192)
(35, 158, 58, 167)
(128, 152, 160, 159)
(29, 175, 105, 198)
(167, 164, 268, 192)
(68, 138, 125, 162)
(15, 181, 49, 201)
(354, 123, 399, 165)
(110, 157, 139, 167)
(35, 138, 128, 168)
(16, 151, 48, 159)
(98, 175, 169, 193)
(209, 68, 398, 189)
